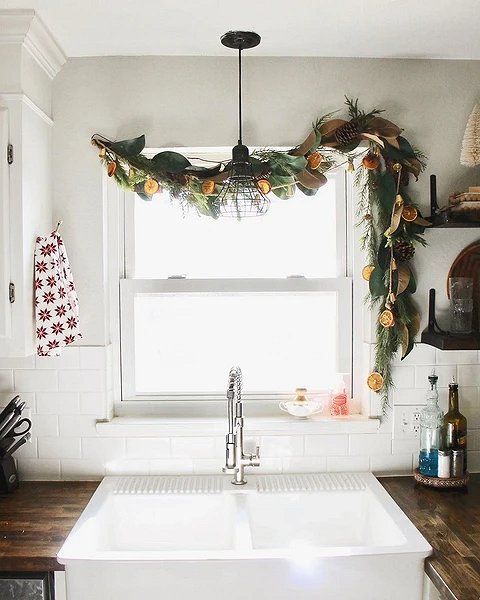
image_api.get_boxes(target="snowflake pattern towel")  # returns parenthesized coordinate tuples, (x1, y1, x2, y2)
(34, 230, 82, 357)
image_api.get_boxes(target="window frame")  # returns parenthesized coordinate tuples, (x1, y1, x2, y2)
(118, 149, 353, 404)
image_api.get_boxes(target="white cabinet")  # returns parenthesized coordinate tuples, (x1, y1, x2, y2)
(0, 10, 65, 357)
(0, 95, 53, 357)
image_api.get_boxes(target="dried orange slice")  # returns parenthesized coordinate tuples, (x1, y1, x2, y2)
(367, 372, 384, 391)
(201, 180, 216, 194)
(361, 265, 375, 281)
(257, 179, 272, 194)
(107, 162, 117, 177)
(362, 154, 380, 170)
(379, 309, 395, 328)
(402, 205, 418, 222)
(307, 152, 323, 170)
(144, 179, 160, 195)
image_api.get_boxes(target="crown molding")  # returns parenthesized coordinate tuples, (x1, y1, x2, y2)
(0, 10, 66, 79)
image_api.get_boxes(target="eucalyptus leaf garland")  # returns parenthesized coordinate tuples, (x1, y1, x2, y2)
(92, 96, 429, 414)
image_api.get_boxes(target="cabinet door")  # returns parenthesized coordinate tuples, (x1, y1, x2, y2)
(0, 106, 11, 344)
(0, 572, 54, 599)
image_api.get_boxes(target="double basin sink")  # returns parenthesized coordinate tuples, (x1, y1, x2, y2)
(58, 472, 431, 600)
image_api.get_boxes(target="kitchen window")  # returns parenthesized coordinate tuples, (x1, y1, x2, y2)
(119, 149, 352, 402)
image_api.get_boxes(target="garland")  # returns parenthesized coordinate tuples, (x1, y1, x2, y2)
(92, 97, 429, 414)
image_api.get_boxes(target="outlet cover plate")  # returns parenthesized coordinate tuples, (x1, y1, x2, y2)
(393, 405, 426, 440)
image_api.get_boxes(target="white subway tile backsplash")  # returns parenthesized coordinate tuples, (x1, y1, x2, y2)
(14, 369, 57, 392)
(371, 453, 414, 475)
(458, 364, 480, 387)
(149, 458, 193, 475)
(79, 392, 108, 416)
(305, 434, 348, 456)
(59, 415, 98, 437)
(416, 365, 456, 388)
(0, 370, 14, 392)
(0, 356, 35, 369)
(392, 388, 428, 406)
(392, 438, 421, 455)
(36, 392, 80, 415)
(390, 366, 415, 389)
(326, 455, 370, 472)
(60, 459, 105, 480)
(394, 344, 436, 366)
(171, 436, 216, 458)
(259, 435, 304, 458)
(282, 457, 327, 472)
(349, 433, 392, 456)
(38, 437, 81, 459)
(126, 437, 171, 459)
(82, 437, 125, 461)
(58, 369, 105, 392)
(105, 459, 149, 476)
(35, 347, 80, 370)
(436, 349, 479, 365)
(17, 458, 61, 480)
(79, 347, 107, 370)
(31, 414, 59, 437)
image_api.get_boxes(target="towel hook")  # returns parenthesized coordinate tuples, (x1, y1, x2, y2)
(55, 220, 63, 233)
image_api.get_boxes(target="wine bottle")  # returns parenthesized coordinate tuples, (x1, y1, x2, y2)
(418, 370, 443, 476)
(443, 377, 467, 473)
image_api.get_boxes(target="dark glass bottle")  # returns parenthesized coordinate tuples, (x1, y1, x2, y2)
(418, 371, 443, 476)
(443, 377, 467, 473)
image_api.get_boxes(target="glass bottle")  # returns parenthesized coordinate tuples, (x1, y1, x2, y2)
(418, 371, 444, 477)
(443, 377, 467, 473)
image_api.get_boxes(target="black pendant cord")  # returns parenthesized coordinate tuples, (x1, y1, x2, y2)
(238, 46, 242, 146)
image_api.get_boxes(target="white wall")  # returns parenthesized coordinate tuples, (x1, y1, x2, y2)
(2, 55, 480, 479)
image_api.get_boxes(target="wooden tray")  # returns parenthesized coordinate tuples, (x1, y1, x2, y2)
(414, 468, 469, 488)
(447, 242, 480, 330)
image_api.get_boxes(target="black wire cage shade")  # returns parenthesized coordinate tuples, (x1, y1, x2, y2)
(214, 31, 271, 218)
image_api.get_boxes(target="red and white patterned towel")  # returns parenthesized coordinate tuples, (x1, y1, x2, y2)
(34, 230, 82, 357)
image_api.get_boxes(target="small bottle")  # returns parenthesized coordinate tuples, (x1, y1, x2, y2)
(443, 377, 468, 474)
(418, 370, 444, 477)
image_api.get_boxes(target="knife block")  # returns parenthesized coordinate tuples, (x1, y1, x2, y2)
(0, 456, 19, 494)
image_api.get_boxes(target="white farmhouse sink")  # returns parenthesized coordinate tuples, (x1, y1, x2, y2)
(58, 473, 431, 600)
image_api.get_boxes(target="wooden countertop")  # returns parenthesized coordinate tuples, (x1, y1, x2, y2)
(0, 481, 98, 571)
(0, 476, 479, 600)
(380, 474, 480, 600)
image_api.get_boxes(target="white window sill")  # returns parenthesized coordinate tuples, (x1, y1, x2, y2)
(97, 402, 380, 437)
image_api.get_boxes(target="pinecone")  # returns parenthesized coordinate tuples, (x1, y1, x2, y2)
(335, 120, 360, 146)
(393, 240, 415, 261)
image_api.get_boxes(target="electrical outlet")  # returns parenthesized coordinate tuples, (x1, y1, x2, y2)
(393, 405, 426, 440)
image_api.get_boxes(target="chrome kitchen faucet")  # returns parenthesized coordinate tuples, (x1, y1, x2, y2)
(222, 366, 260, 485)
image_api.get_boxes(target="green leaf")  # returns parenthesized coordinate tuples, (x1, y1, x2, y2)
(396, 136, 417, 158)
(110, 135, 145, 157)
(406, 269, 417, 294)
(269, 174, 296, 199)
(377, 171, 396, 214)
(296, 182, 318, 196)
(369, 267, 388, 298)
(377, 242, 390, 271)
(184, 164, 223, 178)
(270, 154, 307, 176)
(151, 151, 191, 173)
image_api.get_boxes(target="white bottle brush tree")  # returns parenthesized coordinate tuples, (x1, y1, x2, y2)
(461, 104, 480, 167)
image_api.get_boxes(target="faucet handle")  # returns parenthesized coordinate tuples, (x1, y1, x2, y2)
(255, 445, 260, 458)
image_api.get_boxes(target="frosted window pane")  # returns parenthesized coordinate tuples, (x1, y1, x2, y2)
(134, 179, 337, 279)
(134, 293, 337, 394)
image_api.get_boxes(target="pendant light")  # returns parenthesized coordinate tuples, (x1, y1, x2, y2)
(214, 31, 271, 218)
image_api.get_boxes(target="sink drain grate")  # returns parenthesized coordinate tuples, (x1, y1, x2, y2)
(113, 475, 224, 495)
(256, 473, 366, 493)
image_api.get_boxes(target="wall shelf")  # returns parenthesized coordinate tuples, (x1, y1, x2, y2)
(421, 289, 480, 350)
(426, 174, 480, 228)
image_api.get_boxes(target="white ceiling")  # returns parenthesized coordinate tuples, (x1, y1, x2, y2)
(1, 0, 480, 60)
